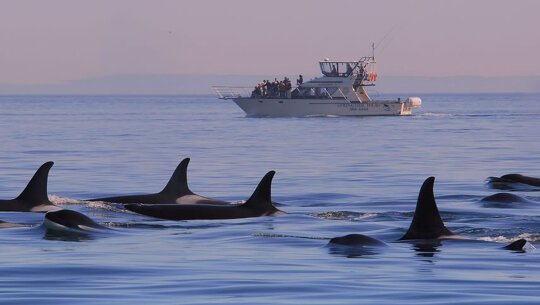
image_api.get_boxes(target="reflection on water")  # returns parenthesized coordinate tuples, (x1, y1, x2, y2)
(409, 240, 442, 258)
(43, 230, 94, 242)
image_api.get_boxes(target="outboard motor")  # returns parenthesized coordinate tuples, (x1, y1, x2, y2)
(406, 97, 422, 108)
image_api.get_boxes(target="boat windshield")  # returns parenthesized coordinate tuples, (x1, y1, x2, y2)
(319, 61, 360, 77)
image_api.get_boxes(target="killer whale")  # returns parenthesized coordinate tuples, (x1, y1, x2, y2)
(89, 158, 229, 205)
(488, 174, 540, 190)
(399, 177, 456, 240)
(499, 174, 540, 187)
(480, 192, 535, 208)
(0, 161, 60, 212)
(125, 171, 282, 220)
(481, 193, 530, 203)
(43, 209, 109, 234)
(329, 177, 530, 251)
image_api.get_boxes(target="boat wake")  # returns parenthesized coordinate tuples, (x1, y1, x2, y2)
(311, 211, 379, 221)
(479, 233, 540, 244)
(48, 195, 85, 205)
(419, 112, 452, 117)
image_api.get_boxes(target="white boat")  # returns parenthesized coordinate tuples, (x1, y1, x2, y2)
(213, 52, 421, 117)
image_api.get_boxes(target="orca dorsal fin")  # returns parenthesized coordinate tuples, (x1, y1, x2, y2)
(400, 177, 454, 240)
(160, 158, 193, 196)
(15, 161, 54, 204)
(243, 171, 277, 212)
(503, 238, 528, 251)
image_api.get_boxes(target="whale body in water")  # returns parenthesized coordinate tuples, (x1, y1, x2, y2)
(330, 177, 530, 252)
(43, 209, 109, 234)
(125, 171, 282, 220)
(89, 158, 229, 205)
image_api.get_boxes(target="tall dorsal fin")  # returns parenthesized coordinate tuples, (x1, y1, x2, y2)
(399, 177, 454, 240)
(160, 158, 193, 196)
(243, 171, 277, 212)
(15, 161, 54, 204)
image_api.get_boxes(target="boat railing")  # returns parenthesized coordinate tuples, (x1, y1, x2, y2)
(212, 86, 253, 99)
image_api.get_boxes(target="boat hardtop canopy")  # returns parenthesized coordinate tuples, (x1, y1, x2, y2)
(319, 56, 375, 78)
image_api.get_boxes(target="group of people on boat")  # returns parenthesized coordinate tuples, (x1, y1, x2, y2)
(251, 77, 293, 98)
(251, 75, 305, 99)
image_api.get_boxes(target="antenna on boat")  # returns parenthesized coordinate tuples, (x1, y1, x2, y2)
(374, 23, 400, 57)
(371, 42, 375, 59)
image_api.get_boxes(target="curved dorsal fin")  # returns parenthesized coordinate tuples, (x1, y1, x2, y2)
(243, 171, 276, 211)
(15, 161, 54, 204)
(503, 238, 528, 251)
(399, 177, 454, 240)
(160, 158, 193, 196)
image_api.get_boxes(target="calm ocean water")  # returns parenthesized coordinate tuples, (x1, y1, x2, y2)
(0, 93, 539, 304)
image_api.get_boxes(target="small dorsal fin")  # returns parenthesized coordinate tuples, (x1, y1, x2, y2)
(15, 161, 54, 204)
(243, 171, 276, 211)
(160, 158, 193, 196)
(400, 177, 454, 240)
(503, 239, 528, 251)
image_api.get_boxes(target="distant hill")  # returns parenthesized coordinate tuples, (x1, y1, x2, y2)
(1, 74, 539, 95)
(379, 75, 540, 94)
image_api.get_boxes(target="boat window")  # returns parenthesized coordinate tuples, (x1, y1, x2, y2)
(319, 61, 359, 77)
(325, 87, 338, 96)
(295, 87, 335, 99)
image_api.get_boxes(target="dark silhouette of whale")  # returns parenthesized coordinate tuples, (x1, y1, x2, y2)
(499, 174, 540, 187)
(488, 174, 540, 190)
(43, 209, 109, 234)
(481, 193, 530, 203)
(329, 233, 386, 247)
(399, 177, 456, 240)
(124, 171, 282, 220)
(480, 192, 535, 208)
(330, 177, 529, 251)
(0, 161, 59, 212)
(89, 158, 228, 205)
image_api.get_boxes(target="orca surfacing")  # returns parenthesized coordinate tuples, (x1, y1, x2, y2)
(89, 158, 229, 205)
(399, 177, 456, 240)
(43, 209, 109, 234)
(329, 177, 529, 251)
(125, 171, 282, 220)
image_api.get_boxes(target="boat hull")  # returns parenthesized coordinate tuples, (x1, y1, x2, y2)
(232, 98, 414, 117)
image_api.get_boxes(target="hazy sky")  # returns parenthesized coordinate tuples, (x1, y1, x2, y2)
(1, 0, 539, 84)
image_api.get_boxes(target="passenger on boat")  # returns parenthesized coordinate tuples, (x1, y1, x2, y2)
(262, 80, 268, 96)
(251, 85, 262, 98)
(297, 75, 303, 85)
(281, 77, 292, 98)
